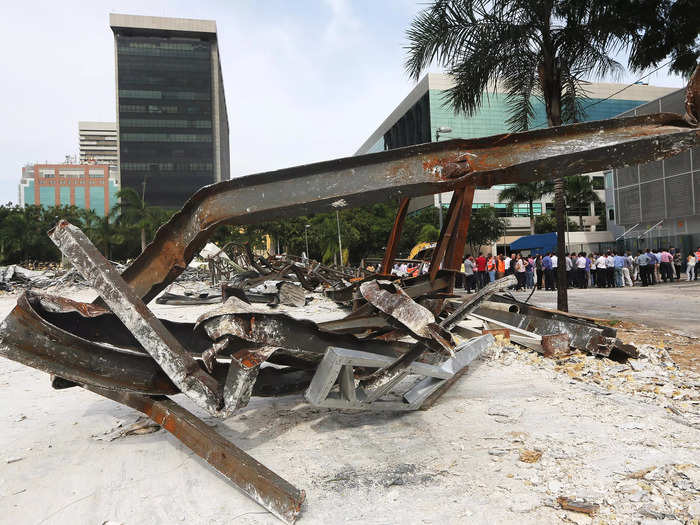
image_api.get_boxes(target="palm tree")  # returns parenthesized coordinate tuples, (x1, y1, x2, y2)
(564, 175, 602, 230)
(113, 187, 151, 252)
(405, 0, 627, 311)
(498, 181, 554, 234)
(81, 209, 123, 259)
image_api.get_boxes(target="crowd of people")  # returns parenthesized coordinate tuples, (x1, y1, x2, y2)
(460, 247, 700, 292)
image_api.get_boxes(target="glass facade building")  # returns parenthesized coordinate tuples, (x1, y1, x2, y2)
(356, 73, 677, 237)
(111, 14, 229, 208)
(608, 88, 700, 253)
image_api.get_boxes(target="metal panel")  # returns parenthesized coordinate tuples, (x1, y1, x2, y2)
(617, 186, 641, 223)
(640, 181, 666, 221)
(639, 159, 663, 183)
(665, 173, 694, 218)
(616, 165, 638, 187)
(304, 337, 492, 411)
(664, 150, 691, 176)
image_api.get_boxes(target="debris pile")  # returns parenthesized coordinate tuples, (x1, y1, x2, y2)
(0, 89, 698, 524)
(0, 264, 60, 291)
(158, 244, 370, 307)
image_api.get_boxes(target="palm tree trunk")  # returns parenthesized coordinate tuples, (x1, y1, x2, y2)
(141, 228, 146, 253)
(579, 214, 584, 230)
(529, 198, 535, 235)
(554, 176, 568, 311)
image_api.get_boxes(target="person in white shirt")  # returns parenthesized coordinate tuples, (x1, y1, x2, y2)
(687, 253, 696, 281)
(551, 254, 558, 268)
(604, 251, 615, 288)
(504, 255, 511, 274)
(595, 254, 606, 288)
(622, 251, 634, 287)
(575, 253, 587, 288)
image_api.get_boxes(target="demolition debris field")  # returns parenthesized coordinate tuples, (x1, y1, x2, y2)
(1, 283, 698, 525)
(1, 97, 698, 523)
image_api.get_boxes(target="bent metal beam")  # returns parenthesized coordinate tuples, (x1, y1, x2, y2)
(119, 113, 699, 303)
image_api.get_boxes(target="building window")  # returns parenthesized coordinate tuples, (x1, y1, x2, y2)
(58, 170, 84, 177)
(592, 176, 604, 190)
(608, 209, 615, 221)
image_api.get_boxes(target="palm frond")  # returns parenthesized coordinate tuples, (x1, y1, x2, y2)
(503, 52, 539, 131)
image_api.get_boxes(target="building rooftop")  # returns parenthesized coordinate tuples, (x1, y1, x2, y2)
(425, 73, 678, 101)
(79, 122, 116, 130)
(109, 13, 217, 36)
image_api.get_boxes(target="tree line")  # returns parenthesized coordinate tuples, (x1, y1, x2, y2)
(0, 189, 513, 266)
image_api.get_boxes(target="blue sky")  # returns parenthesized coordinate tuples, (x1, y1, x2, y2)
(0, 0, 687, 205)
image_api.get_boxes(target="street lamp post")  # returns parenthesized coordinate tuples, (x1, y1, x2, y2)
(336, 210, 343, 267)
(304, 224, 310, 260)
(331, 199, 347, 267)
(434, 127, 452, 231)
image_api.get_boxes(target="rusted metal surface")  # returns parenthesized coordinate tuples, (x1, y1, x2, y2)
(444, 185, 476, 272)
(429, 188, 463, 281)
(116, 113, 700, 303)
(196, 296, 406, 360)
(360, 280, 437, 340)
(1, 93, 699, 523)
(380, 197, 411, 274)
(541, 333, 571, 358)
(0, 291, 178, 395)
(49, 220, 223, 415)
(223, 346, 278, 414)
(88, 386, 305, 524)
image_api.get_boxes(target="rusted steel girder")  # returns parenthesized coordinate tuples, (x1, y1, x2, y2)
(445, 185, 476, 272)
(0, 291, 178, 395)
(380, 197, 411, 274)
(49, 220, 224, 416)
(117, 113, 699, 303)
(0, 290, 317, 397)
(88, 386, 305, 524)
(429, 188, 464, 282)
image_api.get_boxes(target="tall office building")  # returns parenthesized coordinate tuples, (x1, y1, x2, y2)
(79, 122, 118, 166)
(110, 14, 230, 208)
(357, 73, 676, 240)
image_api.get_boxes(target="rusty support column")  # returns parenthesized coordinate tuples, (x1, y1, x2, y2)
(380, 197, 410, 275)
(88, 386, 305, 524)
(445, 185, 476, 271)
(429, 189, 464, 281)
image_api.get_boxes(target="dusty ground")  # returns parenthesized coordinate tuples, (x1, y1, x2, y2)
(0, 286, 698, 525)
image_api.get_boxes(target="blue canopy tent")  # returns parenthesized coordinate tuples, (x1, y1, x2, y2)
(509, 232, 557, 255)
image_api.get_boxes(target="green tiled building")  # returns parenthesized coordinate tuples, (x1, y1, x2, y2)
(356, 73, 677, 239)
(19, 164, 120, 217)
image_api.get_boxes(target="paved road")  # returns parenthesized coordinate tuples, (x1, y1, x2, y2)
(502, 280, 700, 337)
